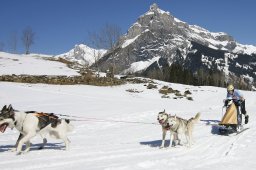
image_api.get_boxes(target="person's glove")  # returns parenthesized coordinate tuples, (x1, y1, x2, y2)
(223, 99, 233, 106)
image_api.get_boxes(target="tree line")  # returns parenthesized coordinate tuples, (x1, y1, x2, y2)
(144, 63, 251, 90)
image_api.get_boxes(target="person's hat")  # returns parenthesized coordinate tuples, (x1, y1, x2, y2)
(227, 84, 234, 91)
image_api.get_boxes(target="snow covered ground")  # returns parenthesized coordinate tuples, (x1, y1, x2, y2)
(0, 52, 79, 76)
(0, 81, 255, 170)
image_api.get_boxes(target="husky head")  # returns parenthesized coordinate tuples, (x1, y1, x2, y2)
(168, 115, 178, 127)
(0, 105, 16, 133)
(157, 110, 169, 124)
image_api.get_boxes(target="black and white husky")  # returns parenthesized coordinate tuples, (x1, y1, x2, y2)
(0, 105, 73, 154)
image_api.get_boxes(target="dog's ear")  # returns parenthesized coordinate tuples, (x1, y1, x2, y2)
(8, 105, 15, 117)
(9, 110, 15, 117)
(2, 105, 7, 111)
(7, 104, 13, 111)
(163, 109, 165, 113)
(174, 114, 176, 120)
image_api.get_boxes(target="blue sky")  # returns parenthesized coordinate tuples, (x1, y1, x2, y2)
(0, 0, 255, 55)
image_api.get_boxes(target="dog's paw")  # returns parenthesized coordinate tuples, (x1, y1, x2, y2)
(9, 148, 16, 152)
(159, 146, 164, 149)
(23, 149, 30, 153)
(16, 152, 22, 155)
(16, 150, 29, 155)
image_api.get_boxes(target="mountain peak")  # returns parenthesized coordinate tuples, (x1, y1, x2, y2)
(149, 3, 159, 11)
(56, 44, 106, 66)
(148, 3, 168, 15)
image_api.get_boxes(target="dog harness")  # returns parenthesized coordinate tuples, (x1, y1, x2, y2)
(34, 112, 58, 120)
(161, 115, 172, 130)
(34, 112, 60, 129)
(168, 116, 190, 132)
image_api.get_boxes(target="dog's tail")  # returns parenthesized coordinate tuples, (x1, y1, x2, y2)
(191, 112, 201, 123)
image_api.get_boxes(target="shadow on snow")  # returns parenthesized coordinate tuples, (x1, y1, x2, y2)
(0, 142, 64, 153)
(140, 140, 171, 148)
(200, 119, 221, 135)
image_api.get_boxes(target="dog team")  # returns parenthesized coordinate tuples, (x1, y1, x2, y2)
(0, 103, 201, 154)
(0, 84, 249, 155)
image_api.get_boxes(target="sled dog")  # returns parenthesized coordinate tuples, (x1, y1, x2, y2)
(0, 105, 73, 154)
(157, 110, 178, 148)
(158, 110, 200, 148)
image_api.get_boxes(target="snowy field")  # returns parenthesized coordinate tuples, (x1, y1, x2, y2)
(0, 52, 79, 76)
(0, 81, 255, 170)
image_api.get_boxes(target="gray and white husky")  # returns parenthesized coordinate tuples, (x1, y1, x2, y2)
(157, 110, 200, 148)
(0, 105, 73, 154)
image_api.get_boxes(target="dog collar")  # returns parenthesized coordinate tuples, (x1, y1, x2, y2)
(163, 122, 172, 130)
(164, 123, 170, 130)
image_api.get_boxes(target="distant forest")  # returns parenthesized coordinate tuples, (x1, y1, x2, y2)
(141, 63, 251, 90)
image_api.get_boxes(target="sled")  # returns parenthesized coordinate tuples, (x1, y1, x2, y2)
(218, 100, 243, 135)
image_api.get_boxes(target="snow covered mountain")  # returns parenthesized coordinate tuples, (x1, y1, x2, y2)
(97, 3, 256, 85)
(55, 44, 106, 66)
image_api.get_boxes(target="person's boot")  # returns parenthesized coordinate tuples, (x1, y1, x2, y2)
(245, 115, 249, 124)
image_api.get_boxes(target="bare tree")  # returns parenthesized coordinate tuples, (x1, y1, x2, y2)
(88, 31, 102, 75)
(88, 23, 122, 76)
(9, 31, 18, 53)
(100, 23, 122, 49)
(88, 23, 122, 50)
(21, 26, 35, 54)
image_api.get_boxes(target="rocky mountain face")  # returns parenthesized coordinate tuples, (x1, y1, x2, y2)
(96, 3, 256, 86)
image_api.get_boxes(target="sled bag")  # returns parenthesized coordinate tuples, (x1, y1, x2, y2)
(219, 103, 238, 125)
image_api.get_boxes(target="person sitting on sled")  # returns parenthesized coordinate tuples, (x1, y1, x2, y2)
(225, 84, 249, 124)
